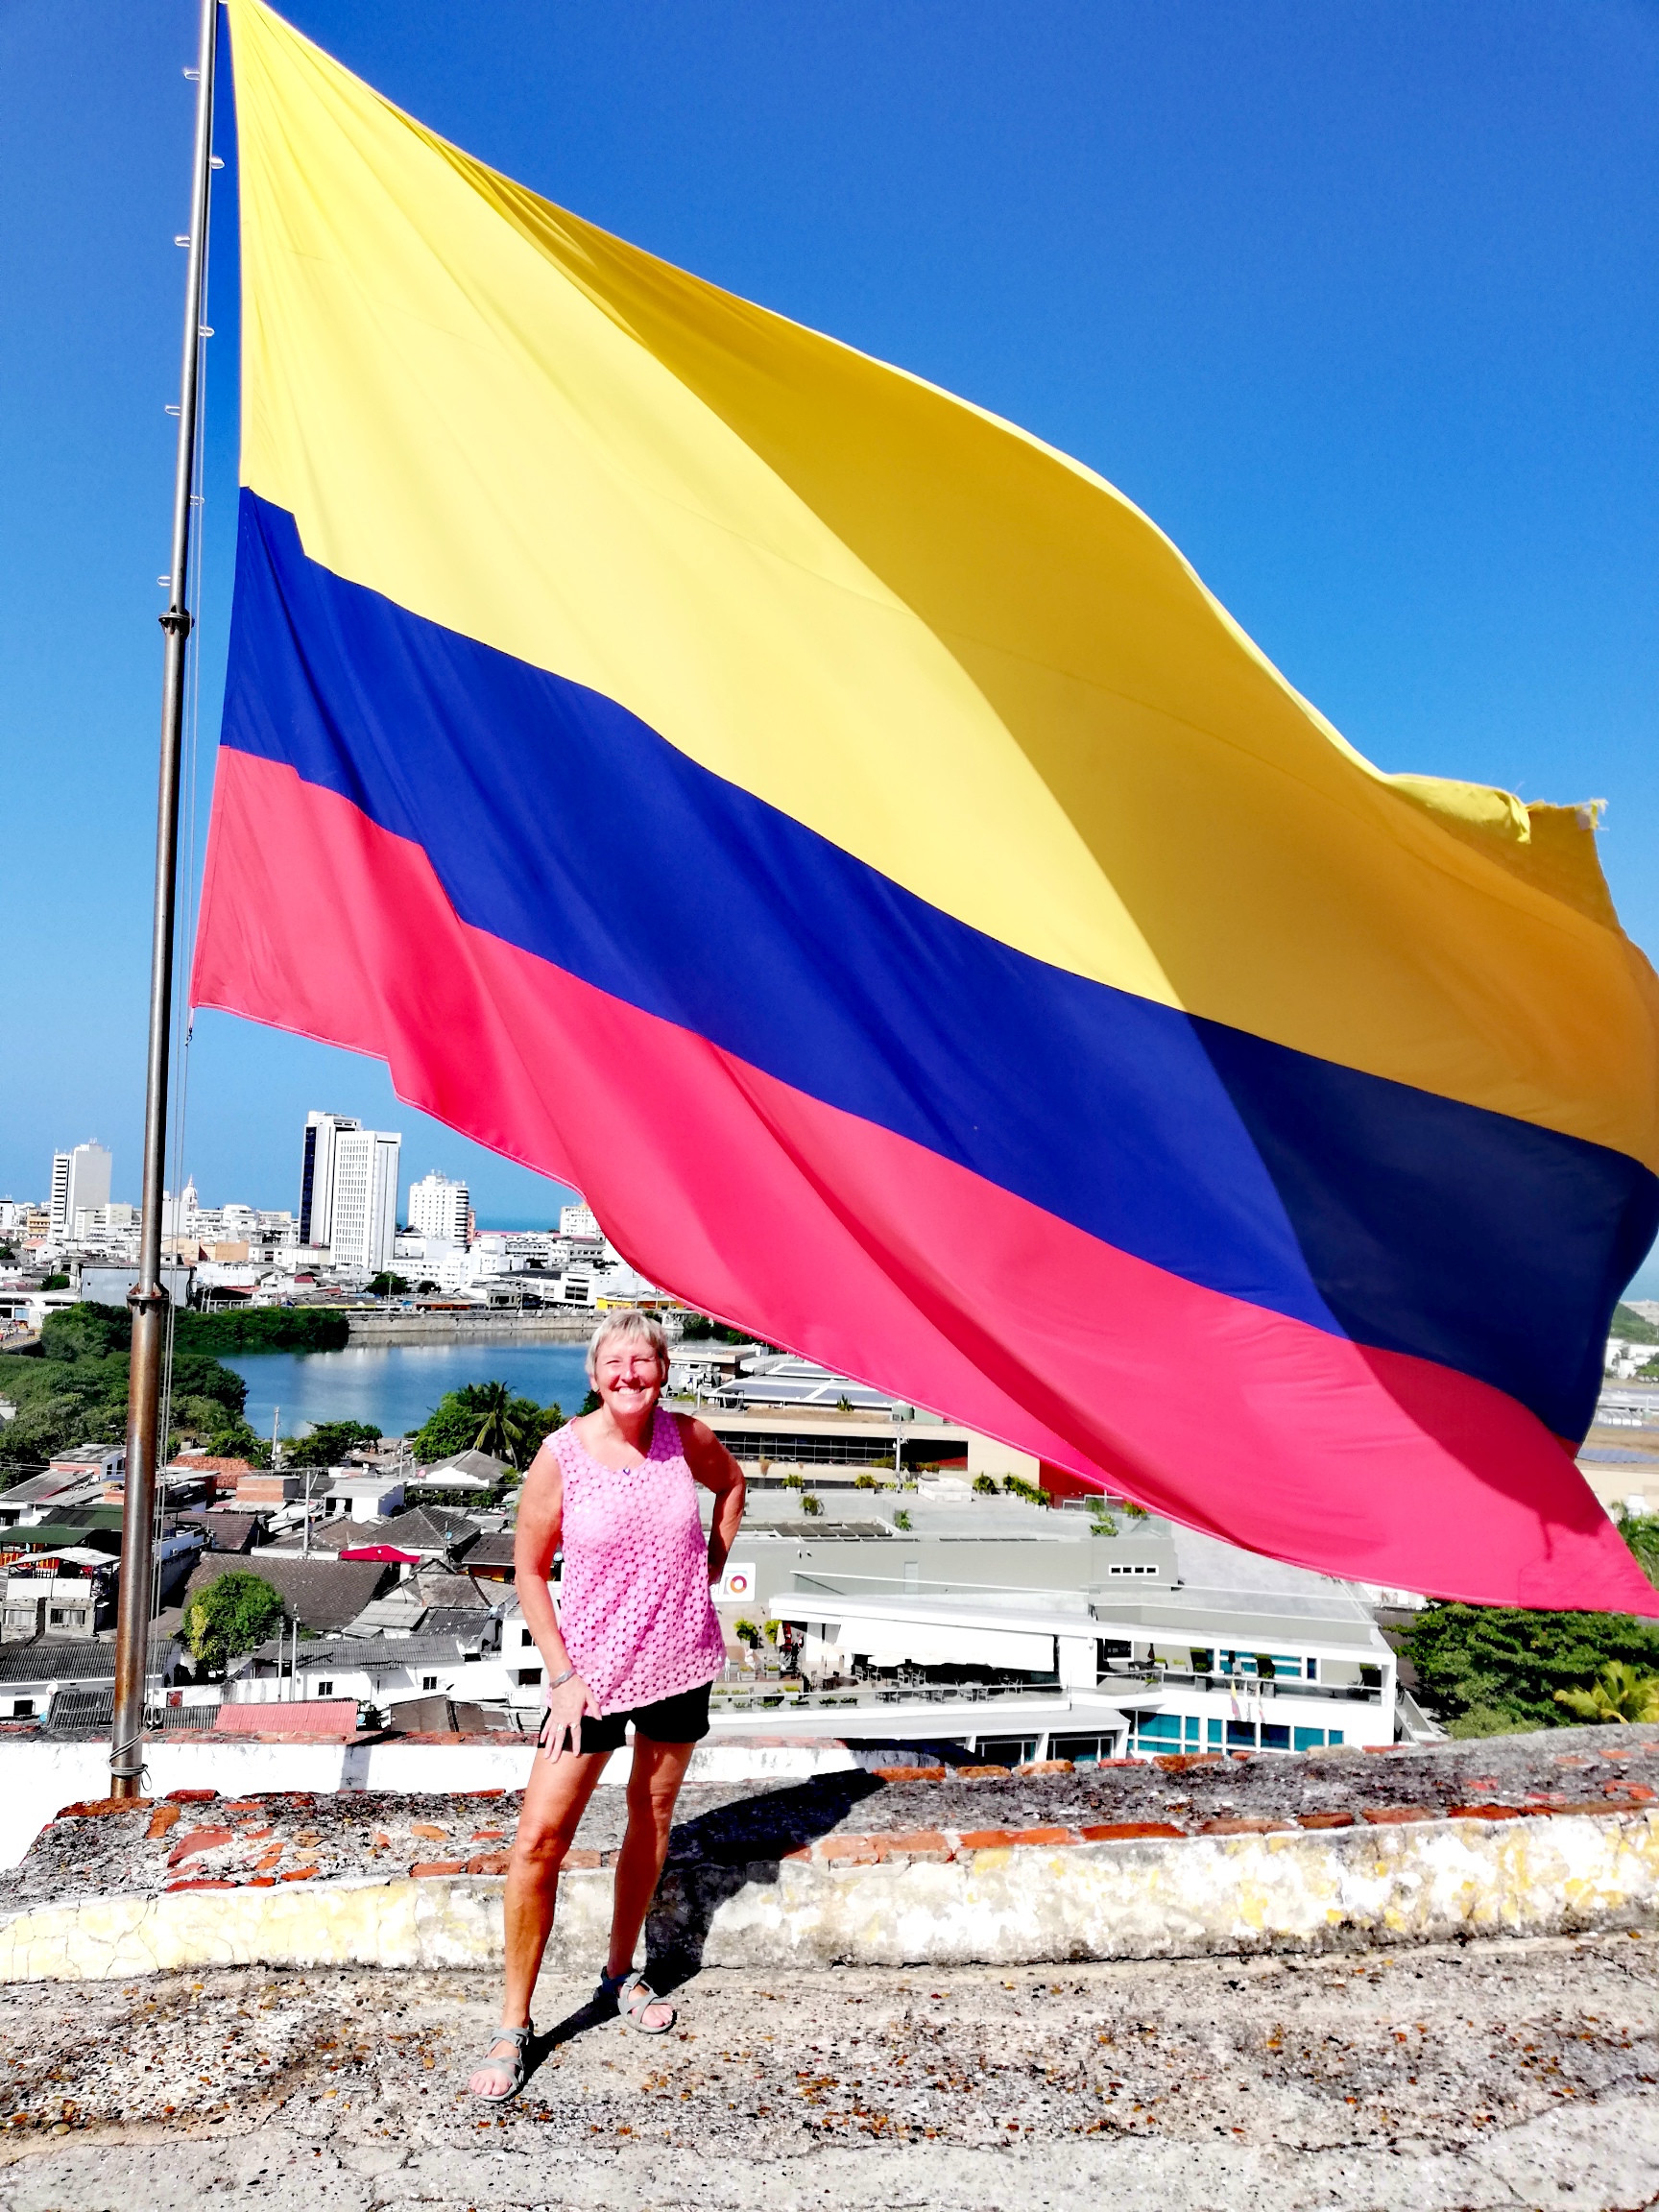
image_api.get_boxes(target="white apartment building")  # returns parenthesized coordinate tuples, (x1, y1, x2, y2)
(408, 1171, 470, 1245)
(70, 1202, 139, 1249)
(330, 1128, 401, 1271)
(559, 1201, 599, 1239)
(49, 1143, 111, 1238)
(48, 1155, 70, 1239)
(299, 1111, 362, 1249)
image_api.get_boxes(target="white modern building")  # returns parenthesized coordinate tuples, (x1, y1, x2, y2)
(408, 1171, 470, 1245)
(709, 1491, 1416, 1761)
(319, 1471, 408, 1523)
(559, 1201, 599, 1239)
(49, 1143, 111, 1238)
(298, 1111, 361, 1249)
(330, 1128, 401, 1272)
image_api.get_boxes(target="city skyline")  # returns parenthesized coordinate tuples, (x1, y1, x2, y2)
(6, 1119, 573, 1238)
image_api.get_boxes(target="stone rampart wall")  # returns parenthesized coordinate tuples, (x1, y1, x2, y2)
(1, 1808, 1653, 1983)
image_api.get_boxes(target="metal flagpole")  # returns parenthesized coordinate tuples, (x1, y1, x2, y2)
(110, 0, 220, 1797)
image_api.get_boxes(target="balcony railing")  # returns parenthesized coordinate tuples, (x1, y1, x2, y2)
(1099, 1661, 1383, 1705)
(709, 1676, 1068, 1714)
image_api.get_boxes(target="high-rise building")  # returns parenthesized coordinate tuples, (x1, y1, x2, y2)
(330, 1129, 401, 1271)
(559, 1200, 600, 1240)
(408, 1170, 470, 1245)
(299, 1112, 360, 1247)
(49, 1143, 111, 1238)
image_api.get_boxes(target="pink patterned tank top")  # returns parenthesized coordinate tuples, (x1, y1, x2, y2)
(553, 1408, 727, 1715)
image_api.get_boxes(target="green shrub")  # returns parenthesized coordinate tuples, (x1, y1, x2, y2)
(1004, 1474, 1046, 1506)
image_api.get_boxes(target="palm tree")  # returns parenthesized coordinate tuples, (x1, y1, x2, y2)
(1617, 1509, 1659, 1591)
(465, 1381, 530, 1468)
(1554, 1660, 1659, 1725)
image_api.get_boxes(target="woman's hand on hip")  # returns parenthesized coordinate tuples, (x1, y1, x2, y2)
(540, 1673, 599, 1763)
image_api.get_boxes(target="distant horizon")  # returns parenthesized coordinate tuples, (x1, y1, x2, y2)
(8, 1123, 1659, 1298)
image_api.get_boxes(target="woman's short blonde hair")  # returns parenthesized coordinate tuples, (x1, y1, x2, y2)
(585, 1308, 671, 1385)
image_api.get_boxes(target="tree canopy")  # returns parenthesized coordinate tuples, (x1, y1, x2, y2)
(409, 1382, 563, 1469)
(184, 1572, 286, 1672)
(282, 1418, 382, 1470)
(0, 1306, 253, 1483)
(1404, 1603, 1659, 1737)
(179, 1306, 350, 1355)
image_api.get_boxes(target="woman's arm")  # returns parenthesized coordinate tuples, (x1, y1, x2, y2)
(513, 1435, 597, 1759)
(681, 1414, 747, 1583)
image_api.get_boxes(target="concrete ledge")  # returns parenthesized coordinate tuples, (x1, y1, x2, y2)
(1, 1807, 1654, 1983)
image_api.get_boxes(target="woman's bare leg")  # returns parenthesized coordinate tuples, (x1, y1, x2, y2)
(468, 1743, 608, 2096)
(605, 1734, 695, 2027)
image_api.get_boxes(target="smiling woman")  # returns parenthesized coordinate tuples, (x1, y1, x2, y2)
(468, 1309, 746, 2101)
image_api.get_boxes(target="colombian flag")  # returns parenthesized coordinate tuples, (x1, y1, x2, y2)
(195, 0, 1659, 1612)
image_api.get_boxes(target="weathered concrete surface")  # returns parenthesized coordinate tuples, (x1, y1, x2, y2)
(7, 1721, 1653, 1883)
(11, 1727, 1657, 1911)
(2, 1811, 1655, 1983)
(0, 1937, 1654, 2209)
(678, 1807, 1659, 1968)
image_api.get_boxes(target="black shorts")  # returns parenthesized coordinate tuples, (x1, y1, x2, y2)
(575, 1679, 713, 1755)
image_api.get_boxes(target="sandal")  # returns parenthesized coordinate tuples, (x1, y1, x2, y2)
(469, 2020, 533, 2102)
(597, 1969, 676, 2033)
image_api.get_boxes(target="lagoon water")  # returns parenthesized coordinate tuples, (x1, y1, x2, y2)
(225, 1341, 593, 1443)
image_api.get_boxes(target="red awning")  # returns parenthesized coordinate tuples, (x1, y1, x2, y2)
(338, 1543, 421, 1563)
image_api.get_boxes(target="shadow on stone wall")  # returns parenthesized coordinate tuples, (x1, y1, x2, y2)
(646, 1770, 887, 1993)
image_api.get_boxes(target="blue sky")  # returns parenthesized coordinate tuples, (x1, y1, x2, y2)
(2, 1, 1656, 1281)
